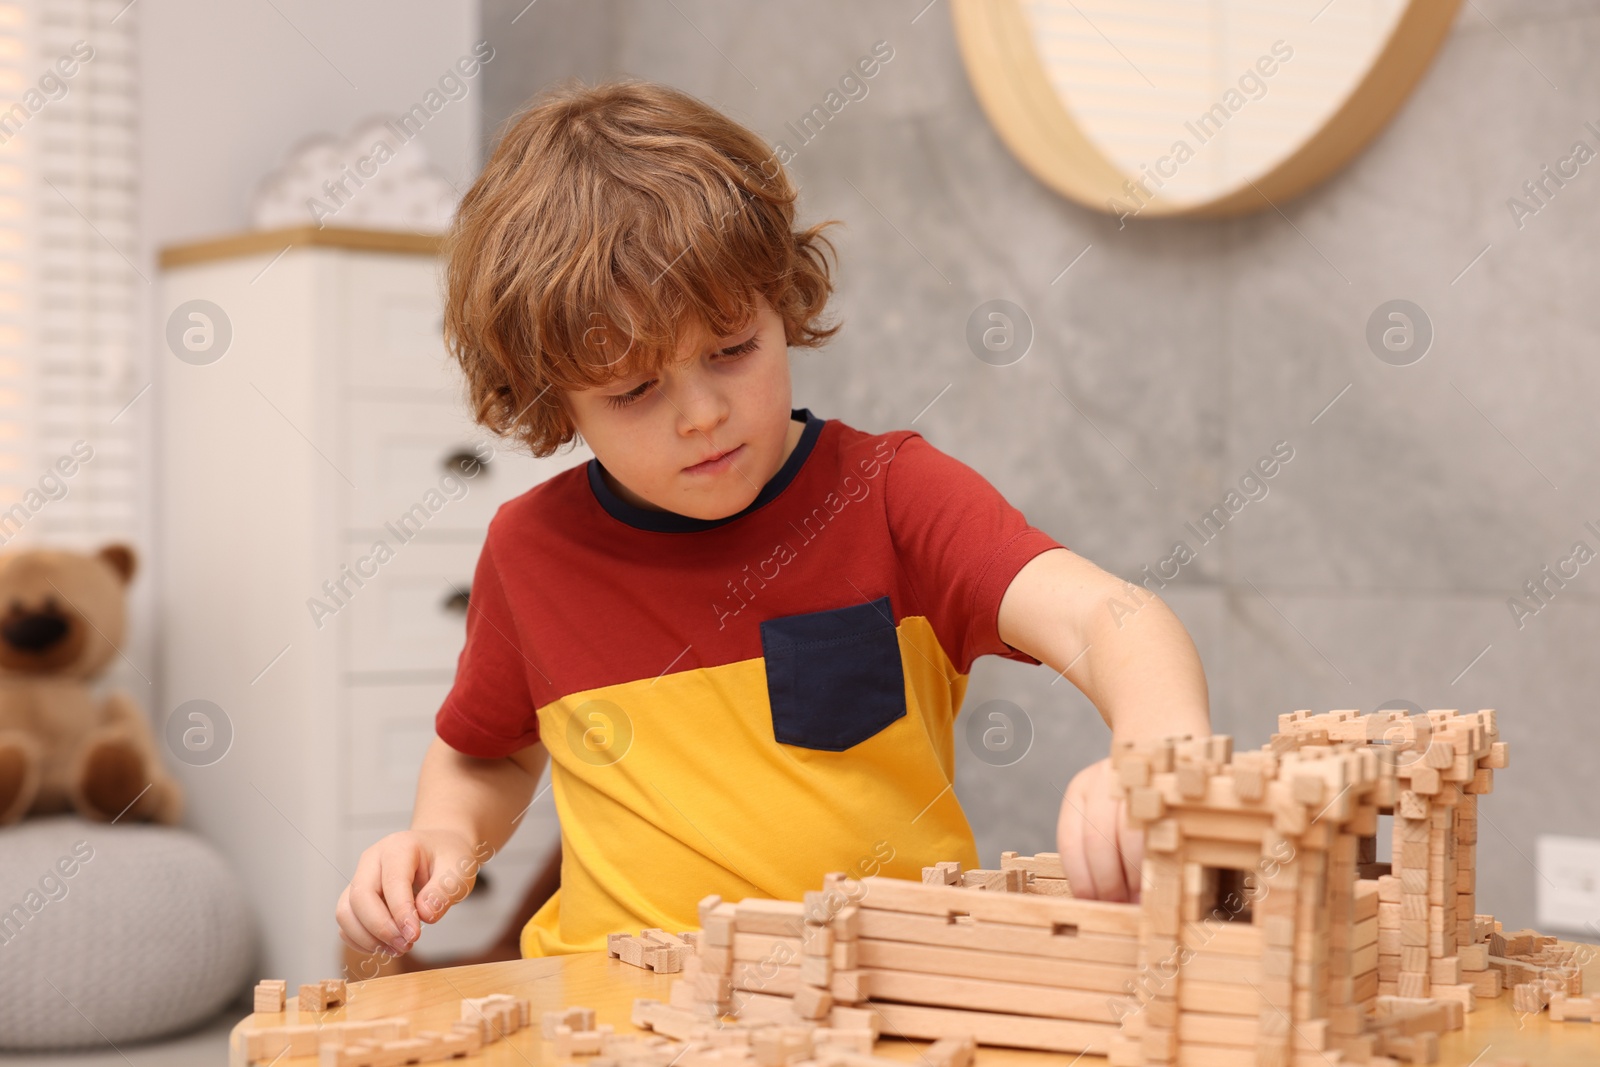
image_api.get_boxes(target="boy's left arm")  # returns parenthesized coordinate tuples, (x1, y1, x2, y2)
(996, 547, 1211, 903)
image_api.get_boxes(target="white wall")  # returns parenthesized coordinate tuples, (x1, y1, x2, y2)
(141, 0, 482, 246)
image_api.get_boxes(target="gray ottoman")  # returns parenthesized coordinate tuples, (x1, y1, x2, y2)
(0, 815, 258, 1050)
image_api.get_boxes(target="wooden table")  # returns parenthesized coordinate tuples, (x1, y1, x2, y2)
(230, 949, 1600, 1065)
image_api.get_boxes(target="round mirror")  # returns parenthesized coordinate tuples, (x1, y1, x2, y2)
(952, 0, 1461, 218)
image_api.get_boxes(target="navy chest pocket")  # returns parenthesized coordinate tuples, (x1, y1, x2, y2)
(759, 596, 908, 751)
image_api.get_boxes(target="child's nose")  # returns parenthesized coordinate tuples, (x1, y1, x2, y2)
(674, 381, 730, 434)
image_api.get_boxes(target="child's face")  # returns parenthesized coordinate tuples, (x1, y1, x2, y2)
(565, 292, 799, 521)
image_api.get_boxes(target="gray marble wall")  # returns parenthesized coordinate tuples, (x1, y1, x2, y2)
(480, 0, 1600, 934)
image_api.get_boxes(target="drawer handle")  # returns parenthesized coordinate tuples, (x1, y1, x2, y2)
(442, 589, 470, 614)
(444, 448, 489, 477)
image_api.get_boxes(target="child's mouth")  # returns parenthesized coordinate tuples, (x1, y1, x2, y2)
(684, 444, 743, 475)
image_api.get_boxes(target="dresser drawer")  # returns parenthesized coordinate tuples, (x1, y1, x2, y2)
(345, 399, 592, 535)
(342, 539, 480, 673)
(345, 681, 452, 818)
(341, 253, 457, 397)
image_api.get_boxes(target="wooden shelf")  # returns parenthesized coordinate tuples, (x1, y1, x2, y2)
(158, 225, 444, 269)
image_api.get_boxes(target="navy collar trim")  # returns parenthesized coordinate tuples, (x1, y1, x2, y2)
(586, 408, 825, 533)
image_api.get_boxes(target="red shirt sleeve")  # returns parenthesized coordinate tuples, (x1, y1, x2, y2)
(882, 433, 1067, 675)
(435, 533, 543, 758)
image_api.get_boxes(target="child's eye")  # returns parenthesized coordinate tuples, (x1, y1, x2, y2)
(719, 336, 760, 358)
(606, 381, 652, 409)
(603, 336, 758, 410)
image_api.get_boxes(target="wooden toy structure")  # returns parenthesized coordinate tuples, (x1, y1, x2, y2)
(233, 982, 530, 1065)
(642, 708, 1588, 1066)
(236, 707, 1585, 1067)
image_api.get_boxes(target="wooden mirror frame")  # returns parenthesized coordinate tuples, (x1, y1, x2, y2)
(951, 0, 1463, 218)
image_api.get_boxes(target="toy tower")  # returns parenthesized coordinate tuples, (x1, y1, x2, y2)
(1273, 709, 1509, 1006)
(1111, 734, 1388, 1065)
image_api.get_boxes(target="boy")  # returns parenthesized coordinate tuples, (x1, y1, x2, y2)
(335, 79, 1209, 961)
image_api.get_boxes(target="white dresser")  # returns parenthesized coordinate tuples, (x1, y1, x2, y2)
(157, 227, 585, 988)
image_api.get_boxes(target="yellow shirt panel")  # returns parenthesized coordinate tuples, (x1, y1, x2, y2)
(519, 614, 980, 957)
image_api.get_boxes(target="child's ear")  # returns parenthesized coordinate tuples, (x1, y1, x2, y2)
(98, 543, 137, 584)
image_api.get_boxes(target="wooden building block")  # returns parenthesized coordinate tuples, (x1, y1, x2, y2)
(634, 998, 709, 1039)
(735, 900, 808, 937)
(650, 945, 689, 973)
(731, 962, 800, 996)
(1430, 984, 1475, 1013)
(1176, 761, 1208, 799)
(733, 932, 802, 962)
(1354, 881, 1381, 922)
(620, 936, 649, 968)
(794, 983, 833, 1020)
(813, 1027, 876, 1055)
(850, 876, 1138, 936)
(803, 925, 835, 957)
(554, 1025, 615, 1057)
(542, 1006, 597, 1039)
(829, 1006, 880, 1038)
(252, 979, 286, 1014)
(1500, 929, 1537, 956)
(800, 952, 833, 987)
(1488, 955, 1536, 987)
(703, 904, 737, 947)
(1002, 851, 1067, 880)
(831, 970, 871, 1004)
(859, 968, 1125, 1024)
(1511, 983, 1549, 1014)
(958, 868, 1026, 892)
(751, 1027, 813, 1067)
(1549, 993, 1599, 1022)
(1377, 1030, 1439, 1063)
(857, 908, 1132, 966)
(693, 968, 733, 1004)
(855, 937, 1134, 993)
(244, 1024, 320, 1062)
(1466, 968, 1502, 998)
(730, 990, 804, 1026)
(923, 1036, 976, 1067)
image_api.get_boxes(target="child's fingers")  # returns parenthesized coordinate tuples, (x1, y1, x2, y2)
(336, 919, 379, 957)
(1058, 785, 1099, 899)
(1081, 793, 1132, 902)
(378, 844, 424, 949)
(346, 845, 413, 953)
(334, 885, 383, 955)
(1116, 798, 1144, 902)
(1069, 761, 1131, 902)
(413, 852, 476, 924)
(337, 883, 396, 953)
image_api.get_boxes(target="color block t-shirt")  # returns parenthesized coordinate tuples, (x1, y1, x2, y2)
(434, 408, 1066, 957)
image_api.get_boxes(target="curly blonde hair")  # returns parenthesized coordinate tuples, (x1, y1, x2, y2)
(441, 78, 843, 458)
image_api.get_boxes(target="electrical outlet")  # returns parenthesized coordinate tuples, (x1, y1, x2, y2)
(1536, 834, 1600, 936)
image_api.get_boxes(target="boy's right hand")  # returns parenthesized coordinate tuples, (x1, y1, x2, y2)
(335, 828, 479, 956)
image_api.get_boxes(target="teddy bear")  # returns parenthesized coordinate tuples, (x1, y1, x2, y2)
(0, 543, 182, 825)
